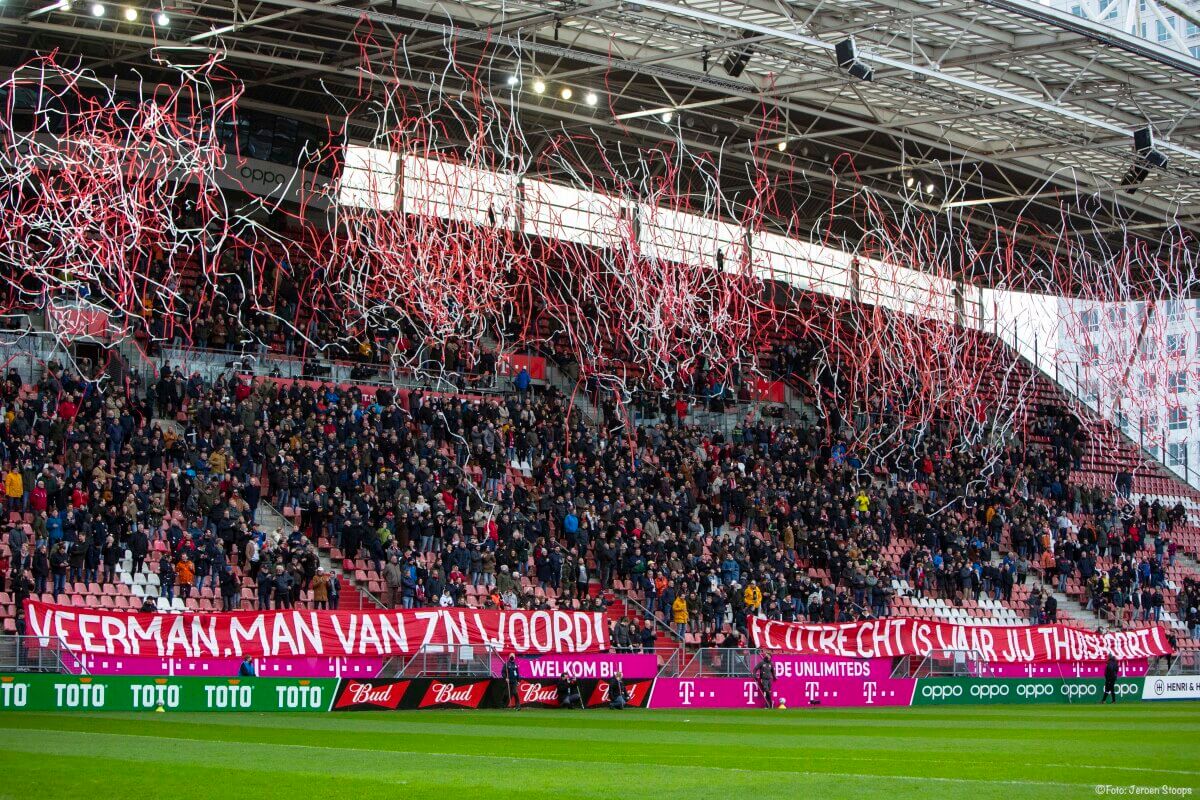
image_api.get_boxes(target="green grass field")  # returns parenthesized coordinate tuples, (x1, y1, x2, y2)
(0, 704, 1195, 799)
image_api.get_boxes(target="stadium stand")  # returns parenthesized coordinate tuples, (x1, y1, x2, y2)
(4, 277, 1198, 656)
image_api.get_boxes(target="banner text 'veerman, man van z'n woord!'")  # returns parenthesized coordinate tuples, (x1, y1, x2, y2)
(24, 601, 608, 657)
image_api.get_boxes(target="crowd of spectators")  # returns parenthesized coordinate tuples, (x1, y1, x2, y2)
(0, 342, 1194, 648)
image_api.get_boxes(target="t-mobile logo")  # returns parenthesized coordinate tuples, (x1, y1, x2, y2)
(805, 682, 820, 702)
(863, 681, 877, 704)
(678, 681, 696, 706)
(742, 681, 759, 705)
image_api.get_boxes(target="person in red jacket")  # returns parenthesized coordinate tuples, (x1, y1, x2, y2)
(29, 481, 47, 513)
(56, 396, 78, 421)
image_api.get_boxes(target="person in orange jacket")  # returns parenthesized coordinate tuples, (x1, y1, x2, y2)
(671, 594, 689, 638)
(744, 581, 763, 614)
(4, 466, 23, 512)
(175, 553, 196, 601)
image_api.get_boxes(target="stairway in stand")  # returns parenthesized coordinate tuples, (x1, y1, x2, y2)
(259, 502, 379, 611)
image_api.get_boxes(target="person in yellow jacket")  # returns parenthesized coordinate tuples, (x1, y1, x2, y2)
(671, 595, 689, 637)
(4, 466, 23, 512)
(855, 491, 869, 514)
(744, 581, 763, 614)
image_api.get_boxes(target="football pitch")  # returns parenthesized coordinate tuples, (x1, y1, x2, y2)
(0, 704, 1195, 800)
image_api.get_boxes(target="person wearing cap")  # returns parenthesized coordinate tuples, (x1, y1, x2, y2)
(754, 651, 774, 709)
(311, 567, 330, 610)
(557, 674, 583, 710)
(503, 654, 521, 710)
(219, 564, 240, 611)
(1101, 653, 1119, 704)
(608, 670, 629, 710)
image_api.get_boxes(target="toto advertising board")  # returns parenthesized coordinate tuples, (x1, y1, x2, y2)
(911, 678, 1143, 705)
(0, 675, 335, 711)
(68, 655, 386, 679)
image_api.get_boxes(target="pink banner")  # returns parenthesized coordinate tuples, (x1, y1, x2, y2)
(769, 655, 894, 680)
(490, 653, 659, 680)
(648, 676, 915, 708)
(68, 654, 385, 678)
(983, 659, 1149, 679)
(773, 675, 916, 707)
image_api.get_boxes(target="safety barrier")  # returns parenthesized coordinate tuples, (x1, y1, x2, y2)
(0, 673, 1192, 711)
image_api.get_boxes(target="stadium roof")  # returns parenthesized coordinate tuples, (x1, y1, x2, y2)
(2, 0, 1199, 286)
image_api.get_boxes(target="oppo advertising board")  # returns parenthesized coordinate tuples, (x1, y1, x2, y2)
(911, 678, 1143, 705)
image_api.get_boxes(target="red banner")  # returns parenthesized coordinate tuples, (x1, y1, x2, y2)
(751, 378, 786, 403)
(497, 353, 546, 381)
(24, 601, 608, 659)
(747, 616, 1173, 663)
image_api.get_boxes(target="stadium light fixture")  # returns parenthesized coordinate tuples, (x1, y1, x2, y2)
(560, 86, 573, 100)
(1121, 127, 1169, 194)
(661, 111, 674, 123)
(835, 37, 874, 82)
(123, 6, 136, 20)
(925, 182, 935, 194)
(776, 140, 787, 152)
(532, 79, 546, 94)
(1134, 127, 1169, 169)
(506, 75, 519, 87)
(905, 176, 915, 188)
(90, 2, 104, 15)
(155, 10, 168, 24)
(723, 34, 755, 78)
(584, 91, 598, 106)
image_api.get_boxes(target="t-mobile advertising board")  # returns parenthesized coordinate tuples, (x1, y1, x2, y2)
(769, 655, 894, 679)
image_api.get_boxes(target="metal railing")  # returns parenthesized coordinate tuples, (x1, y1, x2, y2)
(618, 593, 685, 644)
(0, 636, 87, 674)
(1000, 326, 1200, 494)
(896, 649, 988, 678)
(676, 647, 759, 677)
(387, 645, 498, 678)
(1147, 649, 1199, 675)
(154, 344, 508, 396)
